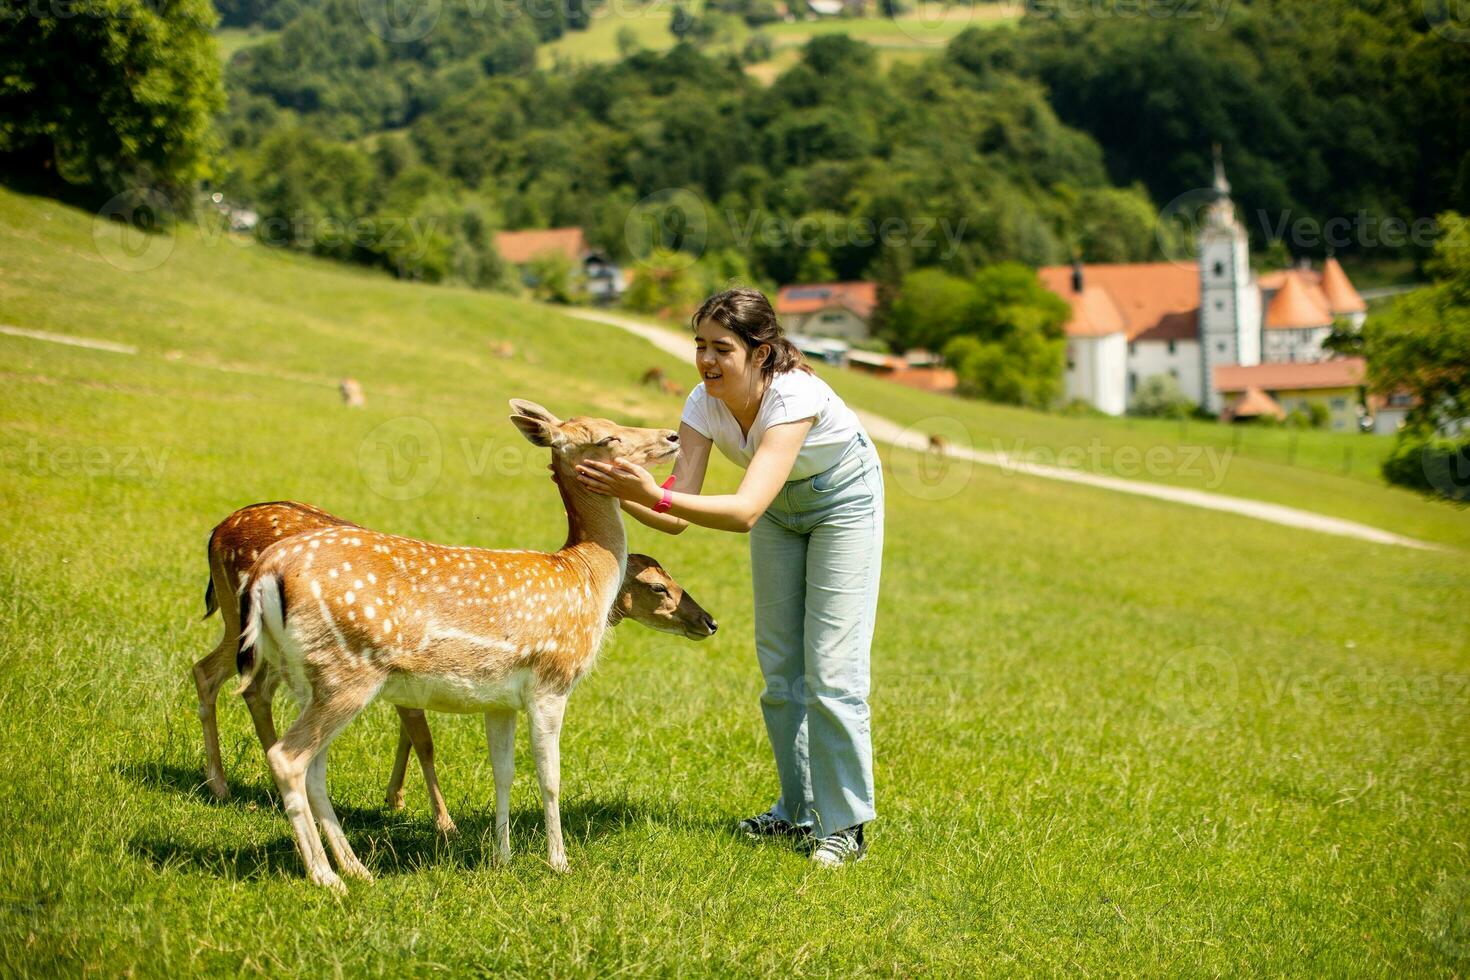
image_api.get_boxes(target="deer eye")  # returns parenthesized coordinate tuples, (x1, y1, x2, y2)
(650, 583, 669, 595)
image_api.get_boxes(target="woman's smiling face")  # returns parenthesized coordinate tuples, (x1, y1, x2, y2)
(694, 318, 763, 399)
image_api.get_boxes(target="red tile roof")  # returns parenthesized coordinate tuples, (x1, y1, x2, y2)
(494, 227, 588, 264)
(1226, 386, 1286, 421)
(1263, 270, 1333, 330)
(776, 281, 879, 320)
(1037, 263, 1199, 342)
(1320, 257, 1366, 314)
(1213, 357, 1365, 393)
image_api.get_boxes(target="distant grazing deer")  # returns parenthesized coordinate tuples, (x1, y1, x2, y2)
(236, 401, 680, 890)
(640, 366, 665, 387)
(193, 503, 716, 833)
(659, 378, 683, 397)
(928, 434, 949, 455)
(492, 340, 516, 359)
(339, 378, 366, 408)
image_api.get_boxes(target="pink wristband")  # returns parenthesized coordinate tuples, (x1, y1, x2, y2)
(652, 475, 677, 513)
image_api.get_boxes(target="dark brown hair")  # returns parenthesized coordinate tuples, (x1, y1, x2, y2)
(690, 287, 812, 378)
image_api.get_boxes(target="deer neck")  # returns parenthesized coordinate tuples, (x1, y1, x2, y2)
(550, 454, 627, 591)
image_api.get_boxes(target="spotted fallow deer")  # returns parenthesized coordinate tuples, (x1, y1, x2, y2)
(236, 400, 680, 891)
(193, 503, 717, 834)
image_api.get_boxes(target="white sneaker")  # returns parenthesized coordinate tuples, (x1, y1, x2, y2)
(810, 825, 866, 867)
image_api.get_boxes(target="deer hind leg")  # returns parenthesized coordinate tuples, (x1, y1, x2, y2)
(306, 753, 373, 882)
(525, 691, 569, 872)
(241, 665, 280, 751)
(400, 708, 456, 836)
(484, 708, 516, 866)
(384, 712, 413, 811)
(265, 683, 377, 892)
(192, 636, 236, 801)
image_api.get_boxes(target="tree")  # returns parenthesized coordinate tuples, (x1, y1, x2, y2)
(885, 268, 976, 352)
(0, 0, 225, 206)
(1364, 213, 1470, 434)
(942, 263, 1070, 409)
(1129, 374, 1193, 418)
(1365, 212, 1470, 502)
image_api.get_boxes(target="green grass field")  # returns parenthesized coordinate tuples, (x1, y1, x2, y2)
(2, 188, 1469, 974)
(540, 2, 1017, 79)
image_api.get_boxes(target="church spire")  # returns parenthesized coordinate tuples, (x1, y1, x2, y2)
(1205, 143, 1237, 230)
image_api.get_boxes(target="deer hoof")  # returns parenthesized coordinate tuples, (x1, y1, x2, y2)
(311, 869, 348, 894)
(436, 818, 459, 838)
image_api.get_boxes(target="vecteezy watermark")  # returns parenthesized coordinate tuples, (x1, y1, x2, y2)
(92, 188, 176, 273)
(1422, 437, 1470, 503)
(358, 0, 442, 43)
(358, 417, 443, 500)
(1157, 186, 1444, 268)
(992, 438, 1234, 489)
(726, 212, 969, 262)
(1154, 647, 1470, 729)
(1423, 0, 1470, 43)
(889, 416, 976, 502)
(1425, 876, 1470, 959)
(1024, 0, 1233, 29)
(624, 189, 711, 272)
(1252, 210, 1440, 253)
(19, 439, 170, 480)
(93, 195, 447, 273)
(357, 418, 589, 500)
(1154, 646, 1239, 728)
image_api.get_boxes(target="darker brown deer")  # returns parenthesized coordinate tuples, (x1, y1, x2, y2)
(236, 400, 679, 890)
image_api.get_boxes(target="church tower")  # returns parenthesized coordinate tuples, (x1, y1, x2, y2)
(1197, 145, 1260, 413)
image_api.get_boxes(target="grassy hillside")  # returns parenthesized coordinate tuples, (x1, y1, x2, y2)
(2, 188, 1468, 974)
(539, 1, 1018, 79)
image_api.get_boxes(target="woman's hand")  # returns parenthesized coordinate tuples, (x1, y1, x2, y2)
(575, 457, 661, 506)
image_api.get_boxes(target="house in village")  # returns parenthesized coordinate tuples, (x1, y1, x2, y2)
(1037, 148, 1369, 420)
(493, 227, 625, 303)
(775, 281, 879, 342)
(1214, 359, 1367, 431)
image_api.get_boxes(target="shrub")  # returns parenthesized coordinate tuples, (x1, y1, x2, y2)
(1381, 429, 1470, 504)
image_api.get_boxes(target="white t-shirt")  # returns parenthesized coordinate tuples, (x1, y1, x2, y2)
(680, 370, 865, 481)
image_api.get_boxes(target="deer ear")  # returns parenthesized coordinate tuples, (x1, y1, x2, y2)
(510, 413, 565, 448)
(508, 399, 562, 426)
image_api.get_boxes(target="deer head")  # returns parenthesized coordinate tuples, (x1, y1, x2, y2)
(509, 399, 679, 471)
(613, 554, 718, 640)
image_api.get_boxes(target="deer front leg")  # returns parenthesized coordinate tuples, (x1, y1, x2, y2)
(191, 638, 236, 801)
(525, 692, 569, 872)
(484, 708, 516, 866)
(400, 708, 456, 836)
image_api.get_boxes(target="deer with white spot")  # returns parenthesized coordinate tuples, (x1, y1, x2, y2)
(236, 401, 680, 891)
(192, 502, 717, 832)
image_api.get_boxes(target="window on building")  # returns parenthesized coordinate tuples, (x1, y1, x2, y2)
(1215, 300, 1224, 311)
(1216, 341, 1227, 353)
(1169, 368, 1178, 379)
(1330, 397, 1346, 410)
(1214, 261, 1224, 278)
(819, 312, 844, 323)
(1128, 371, 1137, 394)
(1128, 342, 1135, 355)
(1066, 347, 1075, 371)
(1167, 340, 1176, 355)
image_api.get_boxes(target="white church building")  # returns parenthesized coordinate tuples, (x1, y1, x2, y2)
(1038, 150, 1367, 416)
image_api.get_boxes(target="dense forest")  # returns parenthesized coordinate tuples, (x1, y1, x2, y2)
(4, 0, 1466, 291)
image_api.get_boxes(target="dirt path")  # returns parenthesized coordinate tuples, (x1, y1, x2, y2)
(566, 309, 1444, 552)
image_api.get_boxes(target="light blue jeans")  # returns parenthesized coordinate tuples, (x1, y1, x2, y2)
(750, 431, 883, 837)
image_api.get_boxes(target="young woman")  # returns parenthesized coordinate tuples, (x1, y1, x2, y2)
(574, 287, 884, 866)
